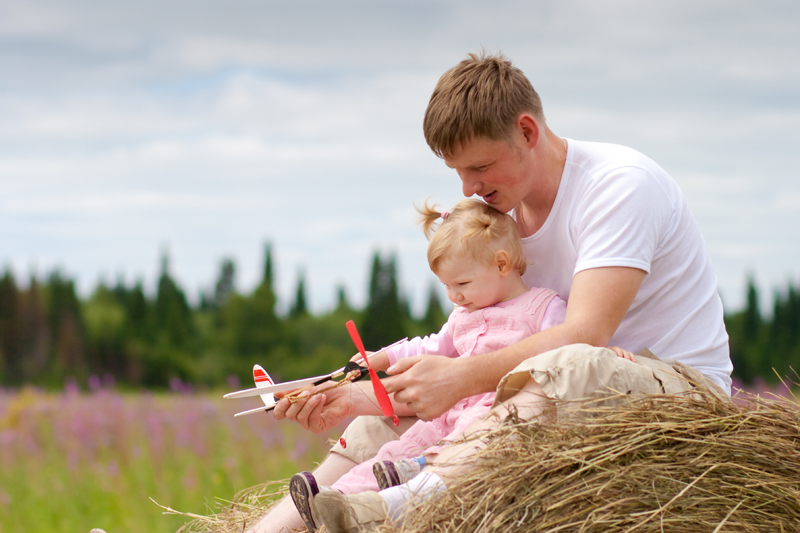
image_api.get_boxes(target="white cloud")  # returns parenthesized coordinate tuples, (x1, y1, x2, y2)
(1, 0, 799, 313)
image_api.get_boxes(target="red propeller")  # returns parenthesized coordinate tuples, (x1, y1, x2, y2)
(346, 320, 399, 426)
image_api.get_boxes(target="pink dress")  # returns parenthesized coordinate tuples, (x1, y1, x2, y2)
(332, 287, 565, 493)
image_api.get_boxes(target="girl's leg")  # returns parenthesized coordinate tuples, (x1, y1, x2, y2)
(250, 453, 357, 533)
(314, 379, 551, 533)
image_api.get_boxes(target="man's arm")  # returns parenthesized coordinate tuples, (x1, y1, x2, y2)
(272, 374, 417, 432)
(383, 266, 646, 420)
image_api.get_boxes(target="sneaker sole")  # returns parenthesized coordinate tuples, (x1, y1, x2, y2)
(289, 472, 320, 533)
(372, 461, 401, 491)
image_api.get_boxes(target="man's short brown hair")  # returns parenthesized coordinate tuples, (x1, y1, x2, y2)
(423, 52, 544, 158)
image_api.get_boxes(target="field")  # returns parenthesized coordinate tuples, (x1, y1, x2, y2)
(0, 384, 336, 533)
(0, 377, 792, 533)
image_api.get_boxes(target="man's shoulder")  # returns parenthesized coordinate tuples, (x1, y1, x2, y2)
(569, 139, 661, 174)
(565, 139, 679, 202)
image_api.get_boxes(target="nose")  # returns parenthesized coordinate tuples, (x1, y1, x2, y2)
(447, 287, 463, 304)
(460, 172, 482, 197)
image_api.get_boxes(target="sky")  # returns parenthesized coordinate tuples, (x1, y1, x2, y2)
(1, 0, 799, 316)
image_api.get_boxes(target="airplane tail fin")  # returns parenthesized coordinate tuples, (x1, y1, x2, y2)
(253, 364, 276, 406)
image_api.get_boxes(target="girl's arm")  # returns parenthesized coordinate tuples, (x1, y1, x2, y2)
(346, 322, 455, 372)
(386, 321, 456, 367)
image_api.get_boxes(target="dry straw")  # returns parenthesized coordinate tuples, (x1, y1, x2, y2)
(169, 388, 800, 533)
(382, 388, 800, 533)
(158, 480, 291, 533)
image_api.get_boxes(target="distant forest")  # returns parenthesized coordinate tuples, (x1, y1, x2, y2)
(0, 244, 797, 389)
(0, 244, 448, 389)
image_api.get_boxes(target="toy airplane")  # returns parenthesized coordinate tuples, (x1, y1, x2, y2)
(225, 332, 407, 418)
(227, 364, 279, 417)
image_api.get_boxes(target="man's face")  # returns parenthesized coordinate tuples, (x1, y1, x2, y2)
(443, 135, 533, 214)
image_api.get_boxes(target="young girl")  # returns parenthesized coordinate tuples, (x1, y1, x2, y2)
(290, 199, 635, 532)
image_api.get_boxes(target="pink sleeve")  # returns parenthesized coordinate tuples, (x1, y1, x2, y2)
(540, 295, 567, 331)
(386, 322, 456, 366)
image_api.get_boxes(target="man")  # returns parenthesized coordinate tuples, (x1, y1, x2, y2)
(255, 52, 732, 533)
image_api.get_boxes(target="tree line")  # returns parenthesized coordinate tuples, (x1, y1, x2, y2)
(0, 244, 447, 389)
(726, 276, 800, 385)
(0, 247, 797, 389)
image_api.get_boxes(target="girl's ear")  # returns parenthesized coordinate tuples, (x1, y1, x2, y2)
(494, 250, 512, 277)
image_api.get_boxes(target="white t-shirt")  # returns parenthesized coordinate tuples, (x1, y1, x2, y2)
(518, 140, 732, 394)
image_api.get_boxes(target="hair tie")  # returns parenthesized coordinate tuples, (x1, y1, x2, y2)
(441, 211, 450, 220)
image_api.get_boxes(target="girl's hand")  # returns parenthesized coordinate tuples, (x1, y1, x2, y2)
(608, 346, 636, 362)
(350, 351, 373, 363)
(349, 350, 391, 372)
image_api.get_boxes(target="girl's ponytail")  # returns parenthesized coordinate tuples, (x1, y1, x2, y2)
(416, 198, 445, 240)
(461, 209, 501, 243)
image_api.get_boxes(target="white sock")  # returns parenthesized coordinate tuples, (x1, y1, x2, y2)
(379, 472, 446, 520)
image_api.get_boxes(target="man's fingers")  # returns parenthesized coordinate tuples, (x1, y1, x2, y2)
(609, 346, 637, 362)
(386, 356, 420, 375)
(382, 373, 404, 394)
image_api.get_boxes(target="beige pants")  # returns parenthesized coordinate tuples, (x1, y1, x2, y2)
(331, 344, 728, 463)
(330, 415, 418, 464)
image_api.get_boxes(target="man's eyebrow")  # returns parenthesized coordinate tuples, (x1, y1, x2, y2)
(467, 160, 492, 170)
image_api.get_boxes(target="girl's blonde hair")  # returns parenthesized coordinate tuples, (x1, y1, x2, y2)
(417, 198, 527, 275)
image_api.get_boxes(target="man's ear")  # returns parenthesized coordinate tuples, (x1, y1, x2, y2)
(517, 114, 540, 148)
(495, 250, 512, 277)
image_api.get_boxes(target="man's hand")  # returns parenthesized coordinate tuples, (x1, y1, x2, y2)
(272, 384, 352, 433)
(608, 346, 636, 362)
(383, 355, 473, 420)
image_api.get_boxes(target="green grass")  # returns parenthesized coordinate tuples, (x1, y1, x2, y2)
(0, 387, 336, 533)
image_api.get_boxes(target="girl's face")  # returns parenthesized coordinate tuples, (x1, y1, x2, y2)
(436, 255, 513, 312)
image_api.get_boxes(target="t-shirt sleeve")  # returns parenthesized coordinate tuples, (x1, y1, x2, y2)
(386, 322, 456, 366)
(573, 166, 675, 275)
(540, 295, 567, 331)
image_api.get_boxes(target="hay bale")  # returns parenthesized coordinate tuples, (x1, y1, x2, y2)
(385, 390, 800, 533)
(160, 480, 290, 533)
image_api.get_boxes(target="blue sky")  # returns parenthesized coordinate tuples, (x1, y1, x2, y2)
(1, 0, 799, 315)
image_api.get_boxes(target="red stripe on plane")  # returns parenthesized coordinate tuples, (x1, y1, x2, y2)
(253, 369, 273, 384)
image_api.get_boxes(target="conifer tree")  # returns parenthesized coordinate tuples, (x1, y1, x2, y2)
(730, 276, 762, 383)
(248, 243, 282, 345)
(361, 252, 407, 350)
(213, 259, 236, 309)
(19, 276, 50, 383)
(222, 242, 283, 362)
(120, 280, 150, 384)
(743, 276, 762, 341)
(290, 270, 309, 318)
(334, 284, 354, 316)
(421, 282, 448, 333)
(0, 269, 21, 384)
(83, 281, 126, 380)
(154, 251, 193, 348)
(45, 270, 86, 380)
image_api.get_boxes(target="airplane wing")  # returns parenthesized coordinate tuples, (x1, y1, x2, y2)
(223, 338, 408, 401)
(223, 374, 330, 400)
(234, 403, 276, 417)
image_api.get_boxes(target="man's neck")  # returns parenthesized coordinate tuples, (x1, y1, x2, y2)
(516, 128, 567, 237)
